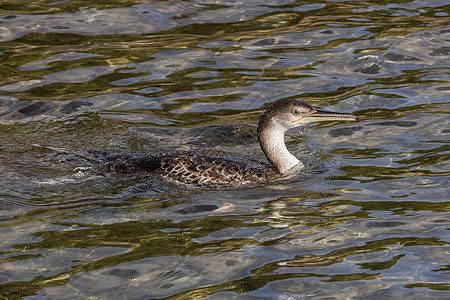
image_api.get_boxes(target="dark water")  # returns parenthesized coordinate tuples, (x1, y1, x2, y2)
(1, 0, 449, 299)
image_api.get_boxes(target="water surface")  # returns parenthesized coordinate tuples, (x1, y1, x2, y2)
(0, 0, 449, 299)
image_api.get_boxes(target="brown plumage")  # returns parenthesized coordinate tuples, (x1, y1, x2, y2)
(105, 153, 278, 186)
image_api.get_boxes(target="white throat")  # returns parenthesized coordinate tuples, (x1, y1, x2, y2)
(259, 119, 302, 174)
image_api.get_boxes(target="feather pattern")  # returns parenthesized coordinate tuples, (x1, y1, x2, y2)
(105, 153, 279, 186)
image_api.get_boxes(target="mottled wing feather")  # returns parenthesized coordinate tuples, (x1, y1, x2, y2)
(107, 153, 277, 186)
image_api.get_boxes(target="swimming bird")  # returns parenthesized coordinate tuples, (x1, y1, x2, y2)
(41, 99, 356, 186)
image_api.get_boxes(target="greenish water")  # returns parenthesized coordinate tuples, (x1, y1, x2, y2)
(0, 0, 449, 299)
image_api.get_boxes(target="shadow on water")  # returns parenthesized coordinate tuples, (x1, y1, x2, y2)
(0, 0, 449, 298)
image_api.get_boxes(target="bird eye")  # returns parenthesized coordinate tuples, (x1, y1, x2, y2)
(292, 109, 301, 116)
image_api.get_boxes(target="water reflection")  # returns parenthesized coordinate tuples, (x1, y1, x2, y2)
(1, 0, 449, 298)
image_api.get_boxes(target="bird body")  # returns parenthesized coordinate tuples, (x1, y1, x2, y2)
(105, 153, 278, 186)
(41, 99, 356, 186)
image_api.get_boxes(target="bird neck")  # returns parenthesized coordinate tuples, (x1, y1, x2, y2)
(258, 119, 301, 174)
